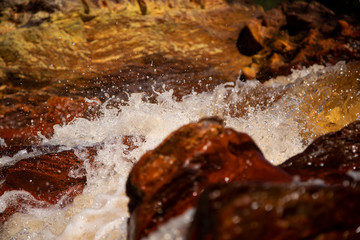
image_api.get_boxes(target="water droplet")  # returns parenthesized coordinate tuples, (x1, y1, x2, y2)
(250, 201, 259, 210)
(312, 192, 319, 199)
(210, 190, 221, 199)
(264, 204, 273, 211)
(232, 215, 241, 224)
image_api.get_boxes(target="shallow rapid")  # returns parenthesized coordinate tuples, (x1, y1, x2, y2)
(1, 61, 359, 239)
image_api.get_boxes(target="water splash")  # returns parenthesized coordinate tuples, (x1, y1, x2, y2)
(1, 61, 359, 239)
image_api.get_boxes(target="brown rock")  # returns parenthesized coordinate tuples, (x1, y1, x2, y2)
(280, 120, 360, 185)
(126, 117, 291, 240)
(241, 66, 256, 80)
(236, 19, 265, 56)
(0, 145, 97, 223)
(283, 1, 336, 32)
(187, 182, 360, 240)
(239, 1, 360, 81)
(261, 7, 286, 28)
(271, 38, 295, 54)
(0, 0, 264, 142)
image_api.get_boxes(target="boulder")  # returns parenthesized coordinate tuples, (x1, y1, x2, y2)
(280, 120, 360, 185)
(187, 182, 360, 240)
(0, 145, 97, 223)
(126, 117, 291, 240)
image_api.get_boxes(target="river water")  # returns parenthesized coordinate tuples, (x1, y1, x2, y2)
(1, 61, 359, 239)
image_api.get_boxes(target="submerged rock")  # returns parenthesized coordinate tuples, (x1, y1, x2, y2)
(280, 120, 360, 185)
(0, 145, 97, 224)
(239, 1, 360, 81)
(187, 182, 360, 240)
(126, 117, 291, 240)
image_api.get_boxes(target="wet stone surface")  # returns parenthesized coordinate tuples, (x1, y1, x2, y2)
(0, 0, 359, 238)
(126, 117, 291, 240)
(187, 182, 360, 240)
(0, 0, 259, 146)
(280, 120, 360, 185)
(0, 146, 97, 223)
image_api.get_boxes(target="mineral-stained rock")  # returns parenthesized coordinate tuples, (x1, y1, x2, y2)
(0, 95, 100, 146)
(280, 120, 360, 185)
(126, 117, 291, 240)
(0, 145, 97, 223)
(0, 0, 263, 145)
(239, 1, 360, 81)
(187, 182, 360, 240)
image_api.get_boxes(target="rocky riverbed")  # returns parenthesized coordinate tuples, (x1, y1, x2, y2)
(0, 0, 359, 239)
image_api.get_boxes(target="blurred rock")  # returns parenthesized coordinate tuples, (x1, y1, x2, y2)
(279, 61, 360, 140)
(126, 117, 291, 240)
(187, 182, 360, 240)
(0, 0, 262, 144)
(239, 1, 360, 81)
(0, 145, 97, 223)
(254, 0, 360, 21)
(236, 19, 266, 56)
(280, 120, 360, 185)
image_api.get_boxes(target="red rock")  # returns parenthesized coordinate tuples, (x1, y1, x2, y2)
(187, 182, 360, 240)
(126, 117, 291, 240)
(0, 96, 99, 146)
(0, 146, 97, 223)
(280, 120, 360, 185)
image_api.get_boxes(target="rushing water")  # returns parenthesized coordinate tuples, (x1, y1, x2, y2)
(1, 61, 360, 239)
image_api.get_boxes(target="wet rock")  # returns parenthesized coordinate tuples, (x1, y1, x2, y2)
(282, 61, 360, 140)
(0, 0, 262, 143)
(0, 95, 99, 146)
(0, 0, 257, 89)
(126, 117, 291, 240)
(0, 0, 62, 14)
(239, 1, 360, 81)
(0, 145, 97, 223)
(236, 19, 266, 56)
(280, 120, 360, 185)
(187, 182, 360, 240)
